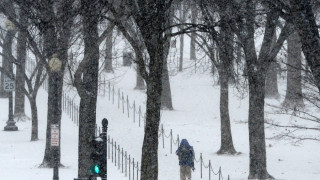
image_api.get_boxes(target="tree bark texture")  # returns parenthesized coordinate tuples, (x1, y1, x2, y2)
(30, 98, 38, 141)
(283, 31, 304, 108)
(265, 61, 280, 98)
(137, 3, 168, 179)
(104, 25, 113, 72)
(14, 9, 28, 121)
(179, 2, 186, 72)
(77, 0, 99, 178)
(135, 63, 146, 90)
(290, 0, 320, 93)
(241, 1, 275, 178)
(190, 3, 197, 61)
(40, 0, 73, 168)
(161, 12, 174, 110)
(216, 0, 237, 154)
(265, 33, 280, 98)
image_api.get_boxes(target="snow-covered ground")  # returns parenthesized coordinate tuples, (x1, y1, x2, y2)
(1, 60, 320, 180)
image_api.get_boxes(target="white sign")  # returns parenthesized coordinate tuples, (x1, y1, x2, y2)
(51, 124, 59, 147)
(4, 75, 15, 92)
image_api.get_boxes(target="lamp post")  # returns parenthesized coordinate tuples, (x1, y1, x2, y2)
(49, 54, 62, 180)
(4, 20, 18, 131)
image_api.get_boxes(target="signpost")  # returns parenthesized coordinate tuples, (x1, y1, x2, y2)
(3, 75, 17, 131)
(51, 124, 59, 180)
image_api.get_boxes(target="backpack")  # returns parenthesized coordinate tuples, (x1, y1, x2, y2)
(178, 146, 194, 167)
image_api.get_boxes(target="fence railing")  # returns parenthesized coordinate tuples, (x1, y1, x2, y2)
(26, 59, 230, 180)
(97, 75, 231, 180)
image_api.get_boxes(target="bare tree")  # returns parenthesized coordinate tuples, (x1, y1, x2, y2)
(230, 0, 294, 178)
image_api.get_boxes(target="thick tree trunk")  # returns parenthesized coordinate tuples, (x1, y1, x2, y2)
(290, 0, 320, 93)
(247, 73, 272, 179)
(77, 0, 99, 177)
(30, 98, 38, 141)
(217, 70, 236, 154)
(40, 0, 73, 168)
(104, 25, 113, 72)
(40, 72, 64, 167)
(14, 9, 28, 121)
(161, 25, 173, 110)
(135, 64, 146, 90)
(141, 76, 163, 180)
(265, 33, 280, 98)
(283, 31, 304, 108)
(216, 1, 237, 154)
(265, 61, 280, 98)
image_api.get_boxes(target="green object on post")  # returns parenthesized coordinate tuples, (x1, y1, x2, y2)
(90, 164, 100, 174)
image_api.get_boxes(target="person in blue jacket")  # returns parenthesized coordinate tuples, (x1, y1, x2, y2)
(176, 139, 195, 180)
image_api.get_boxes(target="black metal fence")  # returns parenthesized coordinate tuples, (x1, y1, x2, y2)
(26, 59, 230, 180)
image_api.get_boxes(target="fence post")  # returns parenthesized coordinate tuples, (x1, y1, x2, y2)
(104, 77, 106, 97)
(95, 124, 97, 136)
(118, 145, 120, 169)
(129, 155, 131, 180)
(112, 85, 115, 104)
(122, 148, 124, 173)
(137, 162, 139, 180)
(122, 92, 125, 114)
(177, 135, 180, 149)
(108, 136, 110, 159)
(133, 101, 136, 123)
(162, 124, 165, 149)
(209, 160, 211, 180)
(112, 139, 114, 163)
(138, 106, 141, 127)
(133, 158, 135, 180)
(219, 167, 221, 180)
(118, 89, 120, 109)
(108, 81, 111, 100)
(127, 95, 129, 118)
(170, 129, 173, 154)
(200, 153, 203, 179)
(72, 100, 74, 122)
(125, 151, 127, 177)
(115, 142, 117, 166)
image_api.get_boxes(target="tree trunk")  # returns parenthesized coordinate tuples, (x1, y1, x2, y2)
(0, 27, 15, 98)
(161, 17, 174, 110)
(247, 72, 272, 179)
(265, 61, 280, 98)
(40, 0, 73, 168)
(217, 70, 236, 154)
(179, 2, 186, 72)
(30, 98, 38, 141)
(141, 74, 163, 180)
(265, 33, 280, 98)
(77, 0, 99, 177)
(290, 0, 320, 93)
(14, 9, 28, 121)
(216, 1, 237, 154)
(283, 31, 304, 108)
(190, 3, 197, 61)
(135, 63, 146, 90)
(104, 25, 113, 72)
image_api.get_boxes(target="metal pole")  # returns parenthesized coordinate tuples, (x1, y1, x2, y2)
(4, 91, 18, 131)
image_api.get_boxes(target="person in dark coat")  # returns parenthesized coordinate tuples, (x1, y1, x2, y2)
(176, 139, 195, 180)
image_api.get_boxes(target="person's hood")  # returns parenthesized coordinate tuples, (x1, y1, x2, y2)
(180, 139, 192, 148)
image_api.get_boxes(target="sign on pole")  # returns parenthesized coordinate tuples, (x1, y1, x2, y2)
(51, 124, 59, 147)
(4, 75, 15, 92)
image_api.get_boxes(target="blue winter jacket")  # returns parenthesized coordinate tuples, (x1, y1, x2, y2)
(176, 139, 194, 167)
